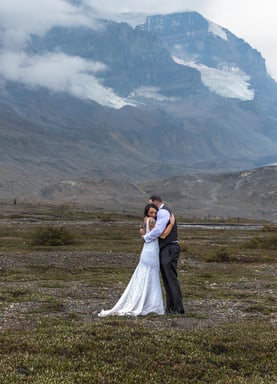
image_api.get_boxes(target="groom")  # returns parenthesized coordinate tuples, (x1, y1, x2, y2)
(143, 195, 184, 315)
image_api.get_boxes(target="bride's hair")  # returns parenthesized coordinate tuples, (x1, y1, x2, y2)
(144, 203, 158, 217)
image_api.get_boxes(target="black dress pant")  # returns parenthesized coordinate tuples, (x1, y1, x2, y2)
(160, 243, 184, 314)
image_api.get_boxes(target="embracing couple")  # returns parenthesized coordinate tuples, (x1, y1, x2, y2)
(98, 195, 184, 317)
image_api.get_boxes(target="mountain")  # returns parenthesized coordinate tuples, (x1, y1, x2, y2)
(0, 11, 276, 219)
(138, 12, 277, 115)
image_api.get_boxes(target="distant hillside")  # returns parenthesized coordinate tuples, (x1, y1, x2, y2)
(36, 165, 277, 222)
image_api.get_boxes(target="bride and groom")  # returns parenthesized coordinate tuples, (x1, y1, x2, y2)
(98, 195, 184, 317)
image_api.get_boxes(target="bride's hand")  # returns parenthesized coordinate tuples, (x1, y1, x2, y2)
(139, 226, 145, 235)
(139, 218, 146, 235)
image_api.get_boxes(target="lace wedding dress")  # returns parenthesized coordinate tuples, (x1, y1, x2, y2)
(98, 218, 164, 317)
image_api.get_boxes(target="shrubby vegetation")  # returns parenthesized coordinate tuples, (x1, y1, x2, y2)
(246, 235, 277, 250)
(204, 247, 231, 262)
(31, 225, 75, 246)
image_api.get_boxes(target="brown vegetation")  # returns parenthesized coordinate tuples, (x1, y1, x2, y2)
(0, 202, 276, 383)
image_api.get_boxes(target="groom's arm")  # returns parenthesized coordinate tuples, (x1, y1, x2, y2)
(143, 209, 170, 243)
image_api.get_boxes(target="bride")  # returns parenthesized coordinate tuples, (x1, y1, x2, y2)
(98, 203, 175, 317)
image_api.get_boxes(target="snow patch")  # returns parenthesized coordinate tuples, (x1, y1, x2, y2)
(208, 21, 228, 41)
(240, 171, 253, 177)
(129, 86, 177, 102)
(85, 79, 138, 109)
(173, 57, 254, 101)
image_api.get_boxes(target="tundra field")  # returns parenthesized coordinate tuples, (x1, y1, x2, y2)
(0, 202, 276, 384)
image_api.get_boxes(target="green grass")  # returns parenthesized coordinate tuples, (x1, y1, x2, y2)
(0, 320, 275, 383)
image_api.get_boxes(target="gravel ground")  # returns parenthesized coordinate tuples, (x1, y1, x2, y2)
(1, 250, 276, 331)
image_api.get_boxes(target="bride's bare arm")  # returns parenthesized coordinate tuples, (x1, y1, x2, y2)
(148, 217, 156, 231)
(140, 216, 153, 235)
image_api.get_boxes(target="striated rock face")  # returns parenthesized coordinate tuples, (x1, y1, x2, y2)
(138, 12, 267, 77)
(28, 19, 202, 98)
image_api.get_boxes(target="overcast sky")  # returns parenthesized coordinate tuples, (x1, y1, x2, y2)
(0, 0, 276, 100)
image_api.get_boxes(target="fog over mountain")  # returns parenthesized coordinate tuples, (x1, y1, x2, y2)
(0, 11, 276, 220)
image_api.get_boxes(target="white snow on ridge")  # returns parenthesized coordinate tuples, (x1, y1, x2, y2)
(87, 85, 177, 109)
(129, 86, 177, 102)
(85, 78, 138, 109)
(173, 56, 254, 101)
(208, 21, 228, 41)
(87, 56, 255, 107)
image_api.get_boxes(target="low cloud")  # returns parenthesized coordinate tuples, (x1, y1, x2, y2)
(0, 50, 134, 108)
(0, 0, 108, 99)
(0, 51, 107, 99)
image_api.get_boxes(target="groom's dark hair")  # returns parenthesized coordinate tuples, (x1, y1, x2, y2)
(149, 195, 162, 203)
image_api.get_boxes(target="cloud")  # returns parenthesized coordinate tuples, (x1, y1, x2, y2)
(0, 50, 107, 97)
(0, 50, 136, 108)
(0, 0, 137, 108)
(0, 0, 111, 101)
(0, 0, 97, 50)
(86, 0, 210, 14)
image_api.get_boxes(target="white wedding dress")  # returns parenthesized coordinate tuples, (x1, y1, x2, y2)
(98, 218, 164, 317)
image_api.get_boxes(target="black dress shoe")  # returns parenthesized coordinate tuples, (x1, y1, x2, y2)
(165, 309, 185, 315)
